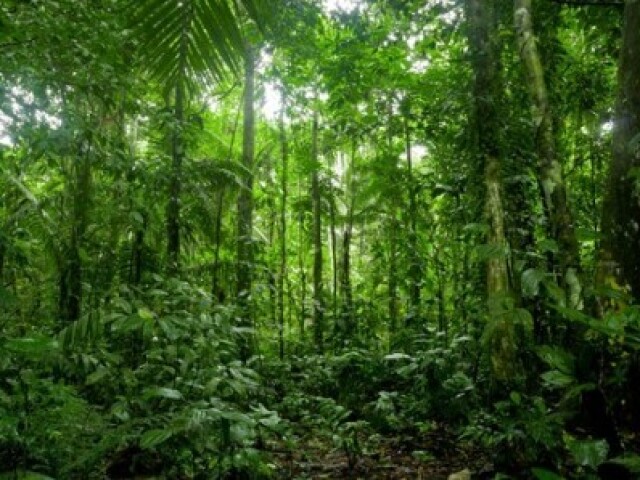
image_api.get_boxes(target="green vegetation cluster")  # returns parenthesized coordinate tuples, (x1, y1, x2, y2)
(1, 0, 640, 478)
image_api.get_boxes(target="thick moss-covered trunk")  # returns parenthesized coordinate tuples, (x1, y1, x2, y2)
(596, 0, 640, 440)
(515, 0, 582, 309)
(60, 140, 92, 323)
(467, 0, 517, 381)
(599, 0, 640, 300)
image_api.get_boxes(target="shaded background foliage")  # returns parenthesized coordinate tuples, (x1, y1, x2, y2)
(1, 0, 640, 478)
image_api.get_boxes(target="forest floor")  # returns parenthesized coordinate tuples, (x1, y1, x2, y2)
(270, 424, 491, 479)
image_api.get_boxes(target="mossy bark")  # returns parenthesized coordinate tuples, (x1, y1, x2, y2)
(515, 0, 582, 309)
(599, 0, 640, 300)
(467, 0, 518, 381)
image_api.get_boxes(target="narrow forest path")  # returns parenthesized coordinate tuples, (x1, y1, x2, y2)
(269, 426, 491, 479)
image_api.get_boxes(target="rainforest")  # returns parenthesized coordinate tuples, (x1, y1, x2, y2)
(1, 0, 640, 478)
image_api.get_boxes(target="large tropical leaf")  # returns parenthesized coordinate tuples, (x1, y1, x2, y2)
(130, 0, 267, 95)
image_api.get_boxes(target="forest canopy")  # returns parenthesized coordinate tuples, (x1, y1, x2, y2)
(1, 0, 640, 478)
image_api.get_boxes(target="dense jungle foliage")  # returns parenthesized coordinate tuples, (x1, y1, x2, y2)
(2, 0, 640, 478)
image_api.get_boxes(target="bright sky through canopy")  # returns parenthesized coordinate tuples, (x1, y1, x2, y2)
(322, 0, 362, 13)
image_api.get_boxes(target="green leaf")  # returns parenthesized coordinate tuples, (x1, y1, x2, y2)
(219, 410, 253, 424)
(531, 468, 565, 480)
(130, 0, 268, 95)
(4, 336, 59, 358)
(384, 353, 412, 361)
(131, 211, 144, 224)
(565, 435, 608, 468)
(541, 370, 575, 388)
(561, 382, 596, 402)
(522, 268, 546, 297)
(140, 428, 174, 449)
(144, 387, 183, 401)
(86, 367, 109, 385)
(538, 238, 559, 254)
(544, 281, 566, 306)
(113, 314, 146, 332)
(537, 346, 575, 374)
(609, 454, 640, 473)
(137, 307, 154, 321)
(552, 305, 596, 325)
(510, 308, 533, 328)
(59, 315, 101, 349)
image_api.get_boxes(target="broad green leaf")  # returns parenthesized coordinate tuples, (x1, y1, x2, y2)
(561, 382, 596, 403)
(510, 308, 533, 328)
(522, 268, 546, 297)
(144, 387, 183, 401)
(545, 281, 566, 306)
(537, 346, 575, 374)
(565, 436, 608, 468)
(538, 238, 559, 254)
(552, 305, 596, 325)
(541, 370, 575, 388)
(86, 367, 109, 385)
(219, 410, 253, 424)
(113, 314, 147, 332)
(258, 413, 281, 429)
(59, 315, 101, 349)
(137, 307, 154, 321)
(610, 454, 640, 473)
(4, 336, 59, 358)
(140, 428, 174, 449)
(384, 353, 412, 361)
(531, 468, 565, 480)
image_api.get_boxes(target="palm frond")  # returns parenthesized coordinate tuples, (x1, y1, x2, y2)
(130, 0, 268, 96)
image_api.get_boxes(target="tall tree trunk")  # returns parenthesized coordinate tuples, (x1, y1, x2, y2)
(166, 79, 185, 273)
(60, 138, 92, 323)
(213, 99, 242, 304)
(329, 180, 339, 322)
(388, 211, 399, 346)
(130, 213, 146, 285)
(435, 246, 447, 338)
(268, 198, 277, 347)
(385, 98, 399, 345)
(311, 110, 324, 352)
(236, 44, 256, 361)
(515, 0, 582, 309)
(404, 111, 421, 325)
(212, 187, 226, 303)
(340, 191, 356, 336)
(467, 0, 517, 381)
(598, 0, 640, 300)
(594, 0, 640, 444)
(297, 179, 307, 341)
(278, 92, 289, 360)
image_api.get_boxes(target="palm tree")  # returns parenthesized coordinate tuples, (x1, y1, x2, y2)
(130, 0, 267, 272)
